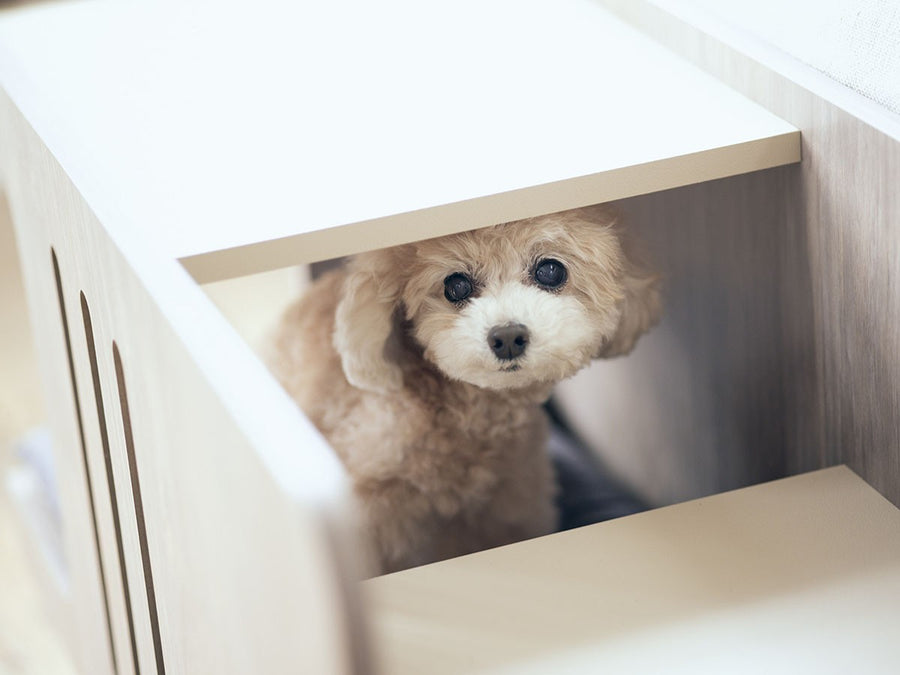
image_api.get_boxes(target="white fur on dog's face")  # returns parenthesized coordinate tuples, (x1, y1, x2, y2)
(333, 206, 660, 393)
(415, 275, 617, 389)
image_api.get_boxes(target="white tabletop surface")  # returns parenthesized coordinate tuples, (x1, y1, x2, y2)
(0, 0, 798, 281)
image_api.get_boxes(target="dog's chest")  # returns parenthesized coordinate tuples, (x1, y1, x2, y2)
(324, 379, 555, 572)
(393, 390, 547, 510)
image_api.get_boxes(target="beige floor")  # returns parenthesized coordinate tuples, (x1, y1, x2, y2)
(0, 487, 77, 675)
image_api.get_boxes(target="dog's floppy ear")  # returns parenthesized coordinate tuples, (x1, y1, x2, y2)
(595, 256, 662, 359)
(333, 249, 406, 393)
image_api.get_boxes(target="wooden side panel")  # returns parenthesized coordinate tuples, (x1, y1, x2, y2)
(366, 467, 900, 674)
(556, 164, 807, 504)
(1, 90, 367, 674)
(556, 1, 900, 507)
(0, 0, 798, 284)
(1, 111, 113, 674)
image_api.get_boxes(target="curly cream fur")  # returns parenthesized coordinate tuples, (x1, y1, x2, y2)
(267, 205, 660, 574)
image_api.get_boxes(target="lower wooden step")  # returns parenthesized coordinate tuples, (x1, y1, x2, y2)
(365, 466, 900, 674)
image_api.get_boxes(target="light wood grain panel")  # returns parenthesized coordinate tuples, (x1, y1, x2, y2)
(177, 135, 800, 283)
(0, 0, 798, 284)
(636, 0, 900, 505)
(1, 112, 114, 674)
(556, 164, 808, 504)
(1, 90, 368, 674)
(366, 467, 900, 674)
(555, 0, 900, 507)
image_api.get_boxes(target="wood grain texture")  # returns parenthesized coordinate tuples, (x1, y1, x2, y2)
(556, 164, 807, 504)
(0, 91, 368, 675)
(555, 0, 900, 507)
(1, 117, 112, 674)
(366, 467, 900, 674)
(0, 0, 798, 284)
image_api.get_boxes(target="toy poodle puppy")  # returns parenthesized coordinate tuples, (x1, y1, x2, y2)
(267, 205, 660, 575)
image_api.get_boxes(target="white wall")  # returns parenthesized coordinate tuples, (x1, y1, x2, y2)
(687, 0, 900, 114)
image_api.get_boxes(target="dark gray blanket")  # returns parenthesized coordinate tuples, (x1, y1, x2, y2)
(547, 407, 646, 531)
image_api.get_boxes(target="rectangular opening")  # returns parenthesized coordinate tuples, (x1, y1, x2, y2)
(195, 202, 674, 577)
(192, 166, 808, 574)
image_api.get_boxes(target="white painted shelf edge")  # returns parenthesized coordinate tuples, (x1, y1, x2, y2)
(0, 0, 799, 283)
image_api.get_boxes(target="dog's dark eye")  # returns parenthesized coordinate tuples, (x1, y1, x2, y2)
(444, 273, 474, 303)
(533, 259, 567, 289)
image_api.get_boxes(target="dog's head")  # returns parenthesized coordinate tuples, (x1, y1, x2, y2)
(334, 206, 660, 393)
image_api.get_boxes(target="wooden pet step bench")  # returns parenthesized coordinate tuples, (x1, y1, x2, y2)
(5, 0, 896, 673)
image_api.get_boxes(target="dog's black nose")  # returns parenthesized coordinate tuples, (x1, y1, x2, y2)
(488, 324, 529, 361)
